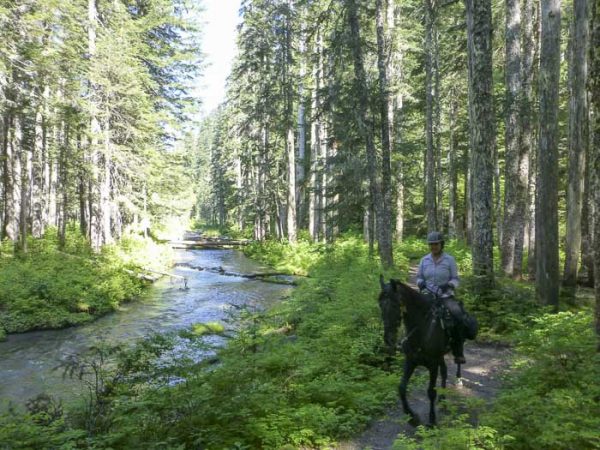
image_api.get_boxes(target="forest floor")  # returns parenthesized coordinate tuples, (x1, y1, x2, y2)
(337, 341, 512, 449)
(338, 267, 513, 449)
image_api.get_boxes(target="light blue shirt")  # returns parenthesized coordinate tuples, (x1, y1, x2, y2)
(416, 252, 459, 298)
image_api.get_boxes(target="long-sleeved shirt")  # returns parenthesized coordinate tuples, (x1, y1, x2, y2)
(416, 252, 459, 298)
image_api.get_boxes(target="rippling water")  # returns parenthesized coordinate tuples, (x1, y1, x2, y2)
(0, 249, 291, 408)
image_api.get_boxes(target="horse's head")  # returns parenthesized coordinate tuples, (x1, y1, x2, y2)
(378, 276, 431, 321)
(378, 275, 405, 328)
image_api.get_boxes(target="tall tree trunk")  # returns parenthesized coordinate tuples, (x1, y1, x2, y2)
(255, 125, 269, 241)
(582, 152, 595, 286)
(7, 114, 22, 243)
(501, 0, 522, 276)
(515, 0, 537, 278)
(319, 119, 328, 242)
(47, 133, 58, 228)
(434, 26, 443, 232)
(563, 0, 590, 286)
(285, 0, 297, 243)
(391, 1, 405, 243)
(465, 0, 496, 289)
(348, 0, 380, 259)
(589, 0, 600, 348)
(101, 117, 112, 245)
(448, 92, 459, 239)
(309, 30, 323, 242)
(31, 101, 44, 239)
(0, 115, 5, 237)
(2, 114, 15, 241)
(465, 149, 472, 244)
(78, 132, 88, 237)
(287, 126, 297, 242)
(376, 0, 394, 267)
(424, 0, 438, 232)
(58, 121, 69, 249)
(297, 23, 307, 230)
(88, 0, 102, 250)
(535, 0, 561, 309)
(19, 112, 33, 253)
(327, 141, 339, 241)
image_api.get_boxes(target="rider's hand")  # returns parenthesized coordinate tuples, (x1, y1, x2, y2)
(438, 283, 449, 292)
(417, 280, 426, 290)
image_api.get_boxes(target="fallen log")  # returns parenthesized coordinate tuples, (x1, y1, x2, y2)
(123, 269, 160, 282)
(170, 239, 250, 248)
(142, 267, 186, 281)
(175, 263, 298, 285)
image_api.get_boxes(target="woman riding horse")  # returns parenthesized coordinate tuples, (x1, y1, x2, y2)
(416, 231, 468, 364)
(378, 277, 450, 425)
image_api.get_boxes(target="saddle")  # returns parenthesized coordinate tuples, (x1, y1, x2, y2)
(427, 294, 478, 341)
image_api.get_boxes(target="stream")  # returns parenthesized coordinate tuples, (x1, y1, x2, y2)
(0, 248, 292, 410)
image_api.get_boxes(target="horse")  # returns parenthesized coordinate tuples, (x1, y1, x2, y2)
(378, 275, 462, 426)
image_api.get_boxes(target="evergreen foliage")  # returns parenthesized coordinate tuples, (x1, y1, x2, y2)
(1, 238, 595, 449)
(0, 0, 201, 249)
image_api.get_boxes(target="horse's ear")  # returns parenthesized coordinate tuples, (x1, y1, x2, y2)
(379, 274, 385, 290)
(390, 279, 399, 292)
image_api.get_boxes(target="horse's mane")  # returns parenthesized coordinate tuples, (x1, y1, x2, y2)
(389, 278, 433, 311)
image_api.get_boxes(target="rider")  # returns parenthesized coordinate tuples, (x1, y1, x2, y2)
(416, 231, 467, 364)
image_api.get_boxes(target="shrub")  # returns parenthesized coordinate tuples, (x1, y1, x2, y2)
(0, 228, 172, 334)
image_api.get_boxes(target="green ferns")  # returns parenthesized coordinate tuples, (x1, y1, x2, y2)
(0, 228, 173, 338)
(0, 236, 598, 449)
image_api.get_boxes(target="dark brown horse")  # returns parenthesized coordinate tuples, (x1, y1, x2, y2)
(378, 276, 461, 426)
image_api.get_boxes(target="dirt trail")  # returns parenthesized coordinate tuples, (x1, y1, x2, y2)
(338, 268, 512, 449)
(337, 342, 511, 450)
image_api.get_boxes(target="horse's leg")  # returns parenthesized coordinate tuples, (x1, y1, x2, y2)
(399, 359, 417, 421)
(438, 357, 448, 402)
(427, 363, 439, 426)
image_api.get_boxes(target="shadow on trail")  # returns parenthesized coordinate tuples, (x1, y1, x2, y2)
(338, 342, 512, 450)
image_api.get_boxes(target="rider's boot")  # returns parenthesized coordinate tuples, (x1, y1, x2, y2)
(451, 328, 466, 364)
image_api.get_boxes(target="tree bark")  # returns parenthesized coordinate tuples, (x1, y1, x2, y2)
(448, 92, 459, 239)
(376, 0, 394, 267)
(501, 0, 522, 276)
(424, 0, 438, 232)
(31, 88, 47, 239)
(297, 22, 307, 231)
(308, 30, 323, 242)
(88, 0, 102, 250)
(7, 114, 21, 243)
(563, 0, 590, 286)
(1, 114, 15, 241)
(515, 0, 537, 278)
(390, 1, 405, 243)
(465, 0, 496, 289)
(285, 0, 297, 243)
(101, 117, 112, 246)
(589, 0, 600, 349)
(535, 0, 561, 309)
(19, 112, 33, 253)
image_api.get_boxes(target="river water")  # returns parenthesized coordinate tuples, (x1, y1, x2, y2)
(0, 249, 291, 409)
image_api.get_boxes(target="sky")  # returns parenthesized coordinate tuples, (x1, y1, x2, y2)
(196, 0, 242, 116)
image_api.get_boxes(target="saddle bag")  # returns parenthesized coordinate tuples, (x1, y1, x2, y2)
(463, 313, 478, 340)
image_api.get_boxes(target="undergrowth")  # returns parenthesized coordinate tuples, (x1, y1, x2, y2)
(0, 226, 173, 338)
(0, 235, 597, 450)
